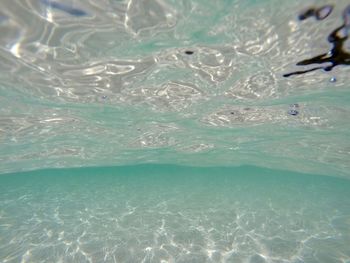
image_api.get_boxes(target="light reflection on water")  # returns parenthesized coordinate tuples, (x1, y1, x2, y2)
(1, 2, 350, 262)
(0, 0, 350, 176)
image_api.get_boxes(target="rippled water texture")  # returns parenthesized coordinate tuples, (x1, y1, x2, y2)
(0, 0, 350, 176)
(1, 165, 350, 263)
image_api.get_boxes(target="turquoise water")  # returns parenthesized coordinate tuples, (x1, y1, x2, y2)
(1, 165, 350, 262)
(1, 0, 350, 176)
(1, 0, 350, 262)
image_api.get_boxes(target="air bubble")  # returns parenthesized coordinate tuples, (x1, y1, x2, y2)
(288, 109, 299, 116)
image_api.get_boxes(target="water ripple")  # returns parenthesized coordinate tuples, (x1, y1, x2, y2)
(0, 0, 349, 177)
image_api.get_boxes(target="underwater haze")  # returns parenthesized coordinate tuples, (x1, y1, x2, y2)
(1, 0, 350, 262)
(0, 165, 350, 263)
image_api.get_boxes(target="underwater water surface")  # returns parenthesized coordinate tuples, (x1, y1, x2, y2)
(1, 0, 350, 262)
(0, 0, 349, 176)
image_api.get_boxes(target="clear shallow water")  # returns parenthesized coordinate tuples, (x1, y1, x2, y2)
(1, 1, 350, 262)
(0, 0, 350, 176)
(0, 165, 350, 263)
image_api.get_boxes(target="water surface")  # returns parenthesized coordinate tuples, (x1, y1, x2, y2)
(0, 0, 349, 176)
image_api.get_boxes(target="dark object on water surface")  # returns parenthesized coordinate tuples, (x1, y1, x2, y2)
(284, 4, 350, 78)
(41, 0, 88, 16)
(184, 50, 194, 55)
(298, 8, 315, 21)
(298, 5, 334, 21)
(316, 5, 334, 20)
